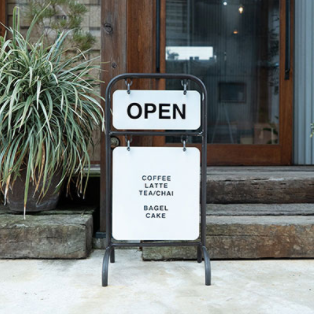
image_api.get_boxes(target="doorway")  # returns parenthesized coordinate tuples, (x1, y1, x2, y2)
(101, 0, 294, 165)
(159, 0, 293, 165)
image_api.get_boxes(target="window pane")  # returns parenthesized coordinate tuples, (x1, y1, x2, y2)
(166, 0, 280, 145)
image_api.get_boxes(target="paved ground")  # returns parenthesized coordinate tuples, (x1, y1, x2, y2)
(0, 250, 314, 314)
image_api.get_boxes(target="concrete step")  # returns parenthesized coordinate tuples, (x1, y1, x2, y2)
(207, 166, 314, 204)
(206, 203, 314, 216)
(0, 205, 95, 259)
(142, 203, 314, 260)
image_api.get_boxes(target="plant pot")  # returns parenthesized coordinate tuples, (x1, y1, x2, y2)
(6, 169, 62, 213)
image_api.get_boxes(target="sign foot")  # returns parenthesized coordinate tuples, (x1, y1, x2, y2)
(102, 247, 112, 287)
(202, 246, 211, 286)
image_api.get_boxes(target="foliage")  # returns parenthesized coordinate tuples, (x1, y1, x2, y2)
(0, 7, 104, 215)
(24, 0, 96, 51)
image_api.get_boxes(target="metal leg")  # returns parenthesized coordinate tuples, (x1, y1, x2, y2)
(110, 247, 115, 263)
(202, 246, 211, 286)
(102, 246, 112, 287)
(197, 244, 202, 263)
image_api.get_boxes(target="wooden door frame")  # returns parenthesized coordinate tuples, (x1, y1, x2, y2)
(101, 0, 294, 163)
(100, 0, 158, 232)
(157, 0, 294, 165)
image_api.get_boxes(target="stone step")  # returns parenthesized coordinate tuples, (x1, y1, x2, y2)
(206, 203, 314, 216)
(207, 166, 314, 204)
(0, 206, 94, 259)
(142, 204, 314, 260)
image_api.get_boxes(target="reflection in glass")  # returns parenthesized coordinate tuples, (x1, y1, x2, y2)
(166, 46, 214, 60)
(165, 0, 280, 145)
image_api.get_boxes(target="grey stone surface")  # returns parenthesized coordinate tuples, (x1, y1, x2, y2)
(93, 237, 106, 250)
(207, 166, 314, 173)
(0, 211, 93, 259)
(93, 238, 139, 249)
(143, 215, 314, 260)
(0, 205, 94, 215)
(1, 250, 314, 314)
(207, 166, 314, 203)
(206, 203, 314, 216)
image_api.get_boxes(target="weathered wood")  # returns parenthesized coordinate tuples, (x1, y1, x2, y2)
(127, 0, 156, 88)
(152, 0, 167, 148)
(0, 213, 93, 259)
(100, 0, 128, 232)
(143, 215, 314, 260)
(127, 0, 157, 147)
(279, 0, 294, 165)
(206, 203, 314, 216)
(0, 0, 6, 37)
(207, 166, 314, 204)
(0, 205, 94, 215)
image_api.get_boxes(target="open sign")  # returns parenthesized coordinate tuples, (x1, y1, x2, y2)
(112, 90, 201, 130)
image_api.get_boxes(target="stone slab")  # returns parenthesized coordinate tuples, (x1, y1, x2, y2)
(206, 203, 314, 216)
(142, 215, 314, 260)
(0, 210, 93, 259)
(207, 166, 314, 204)
(0, 205, 94, 216)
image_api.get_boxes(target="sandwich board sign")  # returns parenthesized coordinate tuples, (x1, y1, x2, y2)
(112, 147, 200, 240)
(102, 74, 211, 287)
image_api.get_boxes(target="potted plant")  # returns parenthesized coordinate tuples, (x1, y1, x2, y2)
(0, 7, 104, 217)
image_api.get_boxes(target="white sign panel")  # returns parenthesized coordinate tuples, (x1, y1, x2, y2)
(112, 90, 201, 130)
(112, 147, 200, 241)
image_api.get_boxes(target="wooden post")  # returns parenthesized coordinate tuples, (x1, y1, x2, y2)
(0, 0, 6, 37)
(100, 0, 128, 232)
(126, 0, 157, 147)
(100, 0, 158, 232)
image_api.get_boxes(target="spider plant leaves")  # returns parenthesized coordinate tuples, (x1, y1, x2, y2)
(0, 6, 105, 214)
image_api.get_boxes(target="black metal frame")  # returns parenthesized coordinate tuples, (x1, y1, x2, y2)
(102, 73, 211, 286)
(285, 0, 291, 80)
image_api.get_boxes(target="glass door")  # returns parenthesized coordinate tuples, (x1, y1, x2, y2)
(160, 0, 293, 165)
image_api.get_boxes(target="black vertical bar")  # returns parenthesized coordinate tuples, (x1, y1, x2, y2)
(105, 84, 112, 248)
(201, 82, 207, 246)
(285, 0, 291, 80)
(156, 0, 161, 72)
